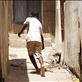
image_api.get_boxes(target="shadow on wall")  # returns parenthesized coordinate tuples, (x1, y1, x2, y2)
(7, 59, 29, 82)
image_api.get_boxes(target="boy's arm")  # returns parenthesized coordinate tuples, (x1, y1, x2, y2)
(40, 25, 45, 50)
(18, 23, 28, 37)
(41, 34, 45, 50)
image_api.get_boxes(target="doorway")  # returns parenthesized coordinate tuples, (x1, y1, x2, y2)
(13, 0, 41, 33)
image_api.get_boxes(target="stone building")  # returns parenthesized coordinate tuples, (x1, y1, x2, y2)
(0, 0, 82, 82)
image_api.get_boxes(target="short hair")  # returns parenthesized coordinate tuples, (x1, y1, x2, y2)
(31, 12, 39, 18)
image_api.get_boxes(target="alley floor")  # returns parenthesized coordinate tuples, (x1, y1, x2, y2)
(7, 33, 79, 82)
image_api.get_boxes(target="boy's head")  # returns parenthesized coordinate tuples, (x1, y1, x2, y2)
(30, 12, 39, 18)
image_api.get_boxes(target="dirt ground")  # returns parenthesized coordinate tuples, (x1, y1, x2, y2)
(7, 33, 79, 82)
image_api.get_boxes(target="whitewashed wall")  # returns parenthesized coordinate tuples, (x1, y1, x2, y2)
(64, 1, 80, 77)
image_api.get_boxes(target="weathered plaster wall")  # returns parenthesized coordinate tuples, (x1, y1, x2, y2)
(64, 1, 80, 77)
(79, 1, 82, 81)
(0, 1, 11, 81)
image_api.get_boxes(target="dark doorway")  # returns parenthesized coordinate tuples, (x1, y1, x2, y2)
(13, 0, 41, 24)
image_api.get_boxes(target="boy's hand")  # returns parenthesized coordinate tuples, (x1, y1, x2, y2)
(42, 43, 45, 50)
(41, 34, 45, 50)
(18, 33, 21, 37)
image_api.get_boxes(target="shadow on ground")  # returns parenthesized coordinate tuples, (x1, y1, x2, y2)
(8, 59, 29, 82)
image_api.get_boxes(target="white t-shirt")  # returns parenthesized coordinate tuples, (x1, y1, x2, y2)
(24, 17, 43, 42)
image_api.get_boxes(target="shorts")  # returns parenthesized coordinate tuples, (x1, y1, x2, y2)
(26, 41, 42, 58)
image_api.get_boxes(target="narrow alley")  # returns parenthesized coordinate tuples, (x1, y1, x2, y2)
(7, 33, 78, 82)
(0, 1, 82, 82)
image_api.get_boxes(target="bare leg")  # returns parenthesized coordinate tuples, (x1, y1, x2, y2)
(29, 55, 39, 71)
(37, 56, 45, 77)
(37, 56, 44, 66)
